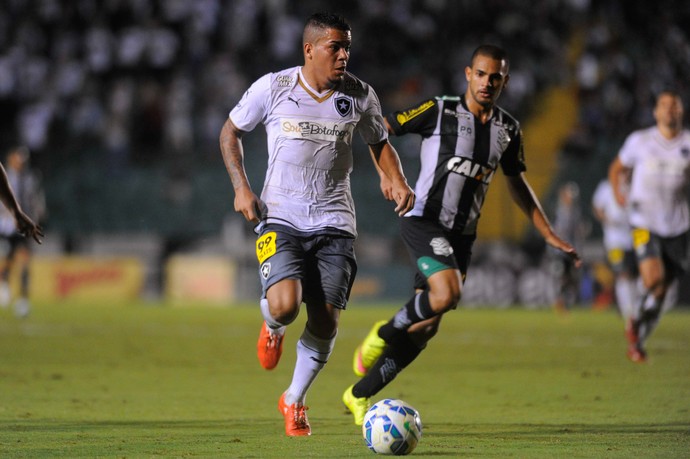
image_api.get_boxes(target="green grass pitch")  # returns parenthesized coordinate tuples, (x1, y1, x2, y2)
(0, 301, 688, 457)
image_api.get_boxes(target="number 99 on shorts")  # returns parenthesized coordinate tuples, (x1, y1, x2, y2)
(256, 231, 277, 264)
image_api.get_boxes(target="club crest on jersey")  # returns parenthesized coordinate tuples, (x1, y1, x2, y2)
(429, 237, 453, 257)
(681, 147, 690, 158)
(334, 96, 352, 117)
(261, 262, 271, 279)
(447, 156, 495, 184)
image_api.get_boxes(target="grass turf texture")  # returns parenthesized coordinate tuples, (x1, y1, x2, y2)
(0, 302, 688, 457)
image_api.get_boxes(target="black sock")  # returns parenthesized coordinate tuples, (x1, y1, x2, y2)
(378, 290, 434, 343)
(352, 333, 424, 398)
(637, 297, 662, 345)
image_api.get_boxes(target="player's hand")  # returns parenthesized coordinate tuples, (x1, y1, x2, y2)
(15, 210, 44, 244)
(546, 235, 582, 268)
(391, 182, 415, 216)
(379, 174, 394, 201)
(234, 187, 266, 223)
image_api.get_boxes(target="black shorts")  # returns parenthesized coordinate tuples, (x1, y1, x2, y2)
(255, 223, 357, 309)
(0, 233, 29, 258)
(399, 216, 476, 290)
(632, 228, 690, 277)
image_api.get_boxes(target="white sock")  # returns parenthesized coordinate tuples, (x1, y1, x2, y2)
(284, 326, 336, 406)
(615, 277, 639, 321)
(260, 298, 285, 335)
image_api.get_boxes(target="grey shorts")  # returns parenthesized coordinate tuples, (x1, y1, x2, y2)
(255, 223, 357, 309)
(606, 247, 638, 276)
(632, 228, 690, 277)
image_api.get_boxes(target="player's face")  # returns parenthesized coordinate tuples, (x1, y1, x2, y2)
(654, 93, 683, 128)
(465, 55, 509, 108)
(306, 28, 351, 88)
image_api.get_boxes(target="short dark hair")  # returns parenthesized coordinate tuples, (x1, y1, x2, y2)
(470, 44, 510, 71)
(655, 89, 681, 102)
(303, 12, 351, 43)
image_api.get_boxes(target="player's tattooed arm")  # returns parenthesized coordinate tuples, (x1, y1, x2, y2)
(219, 118, 264, 223)
(220, 118, 250, 191)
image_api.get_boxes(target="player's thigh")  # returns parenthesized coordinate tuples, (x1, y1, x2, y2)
(256, 225, 305, 308)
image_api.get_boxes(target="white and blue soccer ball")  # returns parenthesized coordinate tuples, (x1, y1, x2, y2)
(362, 398, 422, 455)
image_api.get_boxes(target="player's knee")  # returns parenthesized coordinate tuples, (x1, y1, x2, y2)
(416, 320, 440, 342)
(428, 285, 460, 313)
(268, 299, 301, 325)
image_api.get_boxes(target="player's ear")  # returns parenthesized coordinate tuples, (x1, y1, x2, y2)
(464, 66, 471, 82)
(304, 42, 313, 60)
(503, 74, 510, 89)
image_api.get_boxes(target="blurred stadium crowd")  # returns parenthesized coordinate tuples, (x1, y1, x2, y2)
(0, 0, 688, 302)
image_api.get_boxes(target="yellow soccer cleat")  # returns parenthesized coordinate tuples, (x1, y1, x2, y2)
(353, 320, 388, 376)
(342, 384, 370, 426)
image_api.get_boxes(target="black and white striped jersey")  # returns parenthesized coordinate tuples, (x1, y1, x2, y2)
(386, 95, 526, 235)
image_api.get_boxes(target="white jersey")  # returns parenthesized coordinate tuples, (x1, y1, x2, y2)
(618, 126, 690, 237)
(592, 180, 633, 250)
(230, 66, 388, 236)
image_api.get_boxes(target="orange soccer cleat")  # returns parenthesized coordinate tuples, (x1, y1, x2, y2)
(257, 322, 284, 370)
(627, 344, 647, 363)
(278, 392, 311, 436)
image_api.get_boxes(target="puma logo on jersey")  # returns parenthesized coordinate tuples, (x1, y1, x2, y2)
(447, 156, 495, 184)
(288, 96, 300, 108)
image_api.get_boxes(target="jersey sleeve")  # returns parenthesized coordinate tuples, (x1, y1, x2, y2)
(499, 126, 527, 176)
(356, 86, 389, 145)
(592, 181, 607, 210)
(385, 98, 439, 137)
(228, 73, 271, 132)
(617, 132, 639, 168)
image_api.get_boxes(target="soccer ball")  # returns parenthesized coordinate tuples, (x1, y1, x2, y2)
(362, 399, 422, 455)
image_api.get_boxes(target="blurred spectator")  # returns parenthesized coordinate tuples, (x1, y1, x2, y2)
(550, 182, 588, 312)
(0, 0, 686, 239)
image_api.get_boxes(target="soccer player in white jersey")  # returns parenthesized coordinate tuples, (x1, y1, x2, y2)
(342, 44, 581, 425)
(608, 90, 690, 363)
(219, 13, 414, 436)
(592, 177, 640, 325)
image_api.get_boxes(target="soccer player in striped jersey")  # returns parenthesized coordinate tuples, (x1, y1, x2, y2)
(608, 90, 690, 363)
(220, 13, 414, 436)
(343, 44, 581, 425)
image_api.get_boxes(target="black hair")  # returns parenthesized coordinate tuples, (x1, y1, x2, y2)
(304, 12, 351, 38)
(470, 44, 510, 71)
(655, 89, 682, 102)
